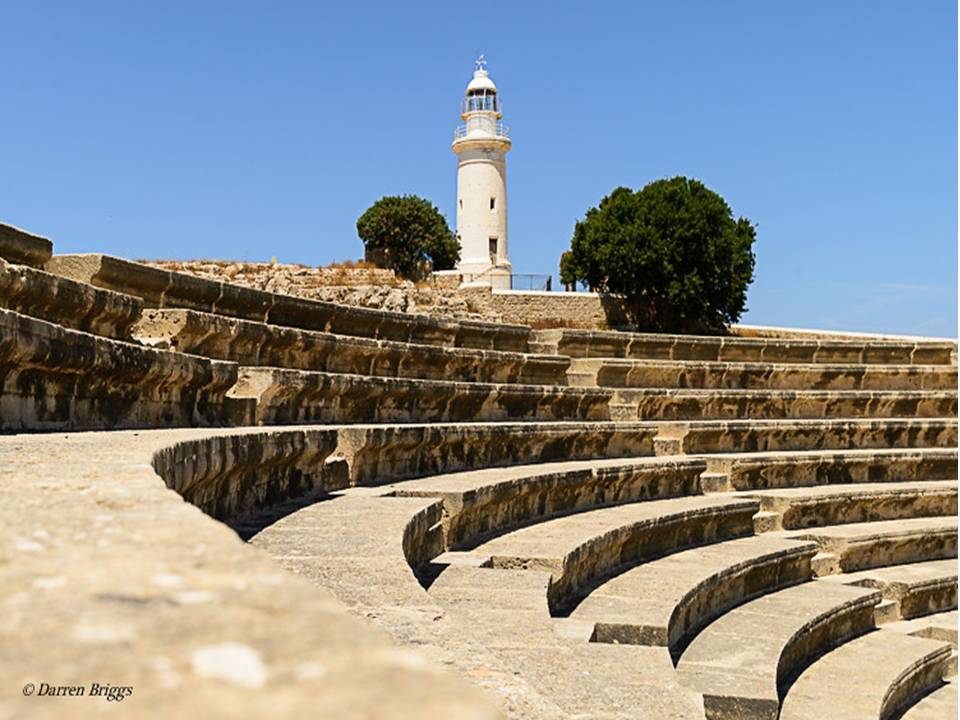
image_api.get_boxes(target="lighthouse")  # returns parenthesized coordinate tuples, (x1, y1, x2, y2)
(453, 56, 512, 288)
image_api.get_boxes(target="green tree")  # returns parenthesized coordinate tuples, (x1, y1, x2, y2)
(356, 195, 460, 278)
(562, 177, 756, 333)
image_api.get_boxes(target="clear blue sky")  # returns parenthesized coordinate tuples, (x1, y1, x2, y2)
(1, 1, 956, 336)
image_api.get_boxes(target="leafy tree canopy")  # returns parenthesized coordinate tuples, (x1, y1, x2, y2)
(356, 195, 460, 278)
(562, 177, 756, 333)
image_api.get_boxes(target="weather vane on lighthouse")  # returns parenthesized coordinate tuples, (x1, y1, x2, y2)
(452, 56, 512, 288)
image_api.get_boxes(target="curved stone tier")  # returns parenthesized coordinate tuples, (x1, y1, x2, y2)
(532, 328, 957, 365)
(0, 309, 250, 431)
(0, 257, 143, 338)
(48, 253, 530, 351)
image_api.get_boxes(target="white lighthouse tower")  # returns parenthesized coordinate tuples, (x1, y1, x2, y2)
(453, 56, 512, 288)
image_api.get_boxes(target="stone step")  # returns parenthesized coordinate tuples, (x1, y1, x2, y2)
(424, 564, 708, 719)
(391, 456, 706, 553)
(462, 495, 759, 614)
(745, 481, 958, 531)
(229, 367, 613, 424)
(820, 559, 958, 622)
(883, 610, 959, 650)
(0, 308, 252, 431)
(778, 630, 953, 720)
(675, 581, 882, 720)
(47, 253, 532, 351)
(675, 417, 957, 456)
(570, 535, 817, 655)
(0, 220, 52, 267)
(0, 256, 143, 339)
(531, 327, 957, 365)
(714, 447, 958, 491)
(781, 517, 958, 575)
(568, 357, 957, 390)
(614, 387, 957, 421)
(901, 679, 958, 720)
(132, 308, 571, 385)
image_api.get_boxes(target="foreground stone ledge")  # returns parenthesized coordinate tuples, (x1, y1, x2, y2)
(0, 309, 251, 431)
(230, 367, 612, 424)
(133, 308, 570, 384)
(0, 257, 143, 339)
(0, 221, 52, 268)
(47, 253, 531, 351)
(0, 429, 503, 720)
(532, 328, 958, 366)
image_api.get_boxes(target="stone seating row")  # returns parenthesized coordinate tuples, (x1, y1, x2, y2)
(0, 221, 51, 267)
(784, 517, 959, 575)
(132, 307, 571, 385)
(780, 626, 953, 720)
(820, 558, 958, 623)
(0, 256, 143, 339)
(615, 387, 956, 420)
(0, 309, 251, 431)
(47, 253, 531, 351)
(9, 300, 954, 433)
(531, 327, 958, 366)
(568, 357, 958, 390)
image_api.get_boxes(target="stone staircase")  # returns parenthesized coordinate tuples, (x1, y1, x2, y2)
(2, 219, 956, 720)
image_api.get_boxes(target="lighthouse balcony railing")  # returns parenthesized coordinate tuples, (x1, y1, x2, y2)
(454, 123, 510, 141)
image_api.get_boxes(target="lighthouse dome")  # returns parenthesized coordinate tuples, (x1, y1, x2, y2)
(466, 69, 497, 94)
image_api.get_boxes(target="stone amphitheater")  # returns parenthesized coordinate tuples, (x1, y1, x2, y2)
(2, 219, 957, 720)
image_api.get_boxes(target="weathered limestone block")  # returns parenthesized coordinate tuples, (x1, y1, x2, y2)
(822, 559, 958, 621)
(676, 582, 882, 720)
(152, 429, 345, 523)
(532, 328, 958, 366)
(725, 448, 958, 491)
(336, 421, 659, 487)
(0, 221, 52, 267)
(572, 536, 816, 653)
(132, 308, 570, 384)
(787, 517, 958, 574)
(748, 481, 958, 530)
(229, 367, 612, 424)
(569, 357, 958, 391)
(676, 418, 957, 455)
(0, 257, 143, 338)
(47, 253, 531, 351)
(2, 429, 502, 720)
(614, 388, 958, 421)
(393, 457, 705, 554)
(0, 309, 251, 430)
